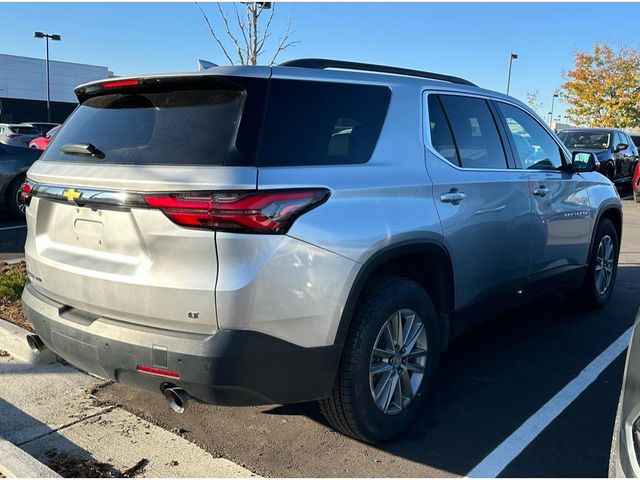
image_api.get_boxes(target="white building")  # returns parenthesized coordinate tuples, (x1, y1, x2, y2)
(0, 53, 109, 123)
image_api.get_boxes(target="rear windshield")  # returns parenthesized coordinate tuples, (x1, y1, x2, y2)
(43, 86, 244, 165)
(10, 126, 39, 135)
(258, 80, 391, 166)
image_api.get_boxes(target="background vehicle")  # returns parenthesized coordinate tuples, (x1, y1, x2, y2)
(21, 122, 60, 137)
(0, 143, 40, 217)
(633, 162, 640, 203)
(610, 314, 640, 477)
(29, 125, 60, 150)
(558, 128, 639, 187)
(21, 60, 622, 444)
(0, 124, 40, 147)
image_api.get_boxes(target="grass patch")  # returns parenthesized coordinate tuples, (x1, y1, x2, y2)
(0, 268, 26, 301)
(0, 261, 32, 331)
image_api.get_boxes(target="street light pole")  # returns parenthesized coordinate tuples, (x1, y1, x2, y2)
(33, 31, 61, 123)
(506, 52, 518, 95)
(549, 92, 559, 126)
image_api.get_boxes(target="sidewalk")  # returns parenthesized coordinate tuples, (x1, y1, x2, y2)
(0, 320, 255, 478)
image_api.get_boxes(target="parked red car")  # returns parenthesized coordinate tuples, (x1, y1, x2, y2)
(29, 125, 60, 150)
(633, 161, 640, 202)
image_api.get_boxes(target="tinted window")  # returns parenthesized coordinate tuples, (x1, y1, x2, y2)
(10, 126, 38, 135)
(497, 102, 564, 170)
(258, 80, 390, 166)
(559, 131, 611, 149)
(613, 131, 623, 148)
(427, 95, 459, 165)
(43, 84, 245, 165)
(439, 95, 507, 169)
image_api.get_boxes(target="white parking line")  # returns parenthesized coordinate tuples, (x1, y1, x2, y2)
(0, 225, 26, 231)
(467, 326, 632, 478)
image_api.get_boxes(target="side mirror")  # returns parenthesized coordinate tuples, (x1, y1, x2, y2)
(571, 151, 598, 172)
(615, 143, 628, 153)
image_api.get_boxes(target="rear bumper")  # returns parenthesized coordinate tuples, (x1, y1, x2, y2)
(22, 282, 342, 406)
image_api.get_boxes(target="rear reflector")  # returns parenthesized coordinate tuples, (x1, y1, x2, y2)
(101, 78, 140, 89)
(143, 189, 329, 234)
(136, 364, 180, 378)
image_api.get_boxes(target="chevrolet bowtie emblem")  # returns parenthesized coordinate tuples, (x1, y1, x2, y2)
(62, 188, 82, 202)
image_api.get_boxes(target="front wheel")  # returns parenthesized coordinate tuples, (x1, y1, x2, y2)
(572, 219, 619, 309)
(319, 276, 441, 443)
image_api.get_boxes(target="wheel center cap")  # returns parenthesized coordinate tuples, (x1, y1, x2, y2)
(391, 352, 402, 368)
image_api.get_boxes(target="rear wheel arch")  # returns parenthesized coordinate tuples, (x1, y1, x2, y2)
(334, 241, 455, 350)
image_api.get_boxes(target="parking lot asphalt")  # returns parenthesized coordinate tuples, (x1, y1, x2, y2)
(94, 195, 640, 478)
(0, 211, 26, 261)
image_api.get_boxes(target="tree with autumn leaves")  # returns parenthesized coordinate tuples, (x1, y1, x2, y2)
(562, 42, 640, 128)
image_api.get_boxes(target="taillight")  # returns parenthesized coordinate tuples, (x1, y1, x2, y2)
(143, 189, 329, 234)
(20, 182, 33, 205)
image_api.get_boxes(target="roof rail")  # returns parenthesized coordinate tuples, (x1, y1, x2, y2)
(279, 58, 477, 87)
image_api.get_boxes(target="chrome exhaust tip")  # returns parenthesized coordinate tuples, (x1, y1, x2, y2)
(164, 387, 190, 414)
(26, 334, 46, 354)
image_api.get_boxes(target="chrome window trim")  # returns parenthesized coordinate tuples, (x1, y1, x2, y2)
(422, 89, 573, 174)
(24, 181, 146, 209)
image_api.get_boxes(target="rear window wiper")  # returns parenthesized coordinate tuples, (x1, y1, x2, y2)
(60, 143, 105, 159)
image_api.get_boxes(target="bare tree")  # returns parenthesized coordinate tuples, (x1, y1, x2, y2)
(196, 2, 299, 66)
(525, 90, 544, 116)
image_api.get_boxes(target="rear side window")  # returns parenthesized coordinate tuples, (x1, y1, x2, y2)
(438, 95, 507, 169)
(258, 80, 391, 166)
(43, 84, 245, 165)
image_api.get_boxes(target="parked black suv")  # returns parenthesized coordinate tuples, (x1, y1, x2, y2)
(558, 128, 638, 186)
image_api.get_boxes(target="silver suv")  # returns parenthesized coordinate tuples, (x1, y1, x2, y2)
(20, 59, 622, 443)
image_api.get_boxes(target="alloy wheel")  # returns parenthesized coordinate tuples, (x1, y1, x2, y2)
(369, 308, 428, 415)
(595, 235, 614, 295)
(15, 186, 25, 215)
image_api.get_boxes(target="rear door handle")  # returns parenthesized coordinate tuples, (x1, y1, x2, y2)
(440, 191, 466, 204)
(532, 186, 550, 197)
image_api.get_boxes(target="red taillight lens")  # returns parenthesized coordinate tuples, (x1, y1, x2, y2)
(143, 189, 329, 234)
(20, 182, 32, 204)
(101, 78, 140, 89)
(136, 364, 180, 378)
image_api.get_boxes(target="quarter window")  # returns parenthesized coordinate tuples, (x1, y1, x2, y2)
(497, 102, 564, 170)
(258, 80, 391, 166)
(438, 95, 508, 169)
(427, 95, 459, 166)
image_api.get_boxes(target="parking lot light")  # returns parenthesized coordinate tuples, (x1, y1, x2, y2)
(33, 31, 61, 123)
(549, 92, 559, 126)
(506, 52, 518, 95)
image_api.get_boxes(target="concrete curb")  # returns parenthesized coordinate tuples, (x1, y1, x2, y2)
(0, 317, 56, 365)
(0, 439, 61, 478)
(2, 257, 25, 265)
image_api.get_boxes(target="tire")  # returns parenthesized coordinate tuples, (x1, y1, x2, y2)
(319, 275, 441, 444)
(572, 219, 619, 309)
(5, 175, 26, 218)
(634, 190, 640, 203)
